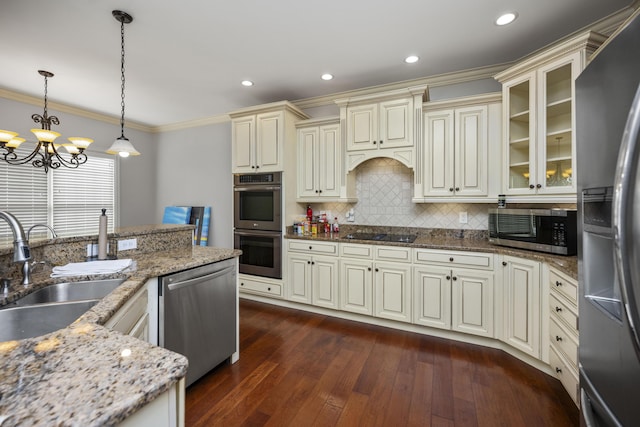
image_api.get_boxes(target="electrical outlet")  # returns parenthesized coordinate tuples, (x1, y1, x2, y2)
(87, 243, 98, 257)
(459, 212, 468, 224)
(117, 238, 137, 251)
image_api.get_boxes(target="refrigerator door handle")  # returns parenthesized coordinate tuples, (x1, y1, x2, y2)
(613, 82, 640, 361)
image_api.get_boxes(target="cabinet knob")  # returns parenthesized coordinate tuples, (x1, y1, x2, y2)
(502, 261, 507, 266)
(449, 188, 454, 192)
(555, 335, 563, 342)
(307, 261, 311, 264)
(309, 246, 312, 250)
(319, 190, 322, 193)
(379, 140, 383, 144)
(452, 276, 458, 281)
(556, 281, 562, 287)
(555, 367, 562, 374)
(455, 187, 460, 192)
(256, 165, 260, 169)
(373, 141, 377, 145)
(315, 190, 319, 193)
(446, 275, 451, 280)
(375, 268, 379, 272)
(267, 287, 271, 291)
(555, 306, 562, 312)
(312, 261, 315, 265)
(240, 282, 244, 286)
(449, 257, 454, 262)
(529, 184, 535, 189)
(536, 183, 542, 189)
(251, 166, 256, 169)
(368, 267, 372, 271)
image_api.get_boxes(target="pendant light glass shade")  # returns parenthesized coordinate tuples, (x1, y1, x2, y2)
(107, 136, 140, 157)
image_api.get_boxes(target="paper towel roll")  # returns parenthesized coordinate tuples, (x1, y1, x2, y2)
(98, 209, 108, 260)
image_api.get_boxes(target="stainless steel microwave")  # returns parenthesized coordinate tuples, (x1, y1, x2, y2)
(488, 208, 577, 255)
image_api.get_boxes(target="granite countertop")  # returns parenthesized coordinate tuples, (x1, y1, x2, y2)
(0, 245, 241, 427)
(285, 228, 577, 280)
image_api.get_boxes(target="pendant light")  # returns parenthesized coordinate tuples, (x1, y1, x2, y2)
(107, 10, 140, 158)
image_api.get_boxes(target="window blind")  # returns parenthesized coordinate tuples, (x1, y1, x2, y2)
(0, 148, 116, 245)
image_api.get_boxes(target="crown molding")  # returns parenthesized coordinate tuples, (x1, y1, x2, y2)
(294, 63, 508, 110)
(422, 92, 502, 111)
(0, 88, 154, 133)
(152, 114, 230, 133)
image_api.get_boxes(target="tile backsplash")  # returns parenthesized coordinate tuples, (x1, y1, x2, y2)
(308, 158, 492, 230)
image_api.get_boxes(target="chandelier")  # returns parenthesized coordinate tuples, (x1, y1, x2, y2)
(106, 10, 140, 158)
(0, 70, 94, 173)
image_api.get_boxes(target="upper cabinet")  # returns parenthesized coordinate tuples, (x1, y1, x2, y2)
(495, 31, 606, 202)
(230, 101, 309, 174)
(336, 86, 427, 172)
(296, 117, 356, 202)
(417, 94, 502, 202)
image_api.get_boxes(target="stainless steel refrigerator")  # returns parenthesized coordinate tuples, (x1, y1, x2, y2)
(576, 11, 640, 427)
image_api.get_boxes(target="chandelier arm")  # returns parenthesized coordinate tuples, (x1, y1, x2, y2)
(2, 142, 45, 166)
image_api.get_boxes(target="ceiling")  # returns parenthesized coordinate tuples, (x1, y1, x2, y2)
(0, 0, 634, 128)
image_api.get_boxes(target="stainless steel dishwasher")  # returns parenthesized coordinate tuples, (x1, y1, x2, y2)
(159, 257, 237, 387)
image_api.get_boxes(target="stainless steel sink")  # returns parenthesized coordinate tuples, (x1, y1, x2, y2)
(8, 278, 125, 307)
(0, 300, 99, 341)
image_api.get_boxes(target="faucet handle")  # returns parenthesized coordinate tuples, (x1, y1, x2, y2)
(1, 278, 11, 296)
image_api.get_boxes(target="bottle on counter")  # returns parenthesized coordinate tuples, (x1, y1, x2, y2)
(332, 217, 339, 233)
(306, 204, 313, 222)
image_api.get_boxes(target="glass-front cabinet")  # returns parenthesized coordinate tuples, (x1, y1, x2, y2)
(497, 31, 605, 201)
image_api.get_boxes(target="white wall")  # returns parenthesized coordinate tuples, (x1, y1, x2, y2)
(155, 122, 233, 248)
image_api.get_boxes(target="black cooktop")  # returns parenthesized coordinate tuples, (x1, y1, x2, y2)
(341, 233, 417, 243)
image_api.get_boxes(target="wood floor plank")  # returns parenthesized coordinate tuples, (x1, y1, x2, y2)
(185, 300, 579, 427)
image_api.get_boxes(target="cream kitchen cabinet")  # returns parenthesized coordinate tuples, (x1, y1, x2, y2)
(499, 256, 542, 358)
(229, 101, 308, 174)
(296, 118, 347, 201)
(495, 31, 605, 201)
(336, 86, 427, 172)
(413, 249, 495, 338)
(119, 378, 185, 427)
(548, 267, 579, 405)
(287, 240, 339, 309)
(106, 284, 150, 343)
(340, 243, 412, 322)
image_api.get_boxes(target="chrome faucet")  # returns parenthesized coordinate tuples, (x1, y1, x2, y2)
(0, 211, 32, 286)
(27, 223, 57, 240)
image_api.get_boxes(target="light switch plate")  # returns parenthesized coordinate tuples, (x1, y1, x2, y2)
(459, 212, 468, 224)
(117, 238, 137, 251)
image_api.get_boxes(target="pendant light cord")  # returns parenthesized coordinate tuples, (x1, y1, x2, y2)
(119, 18, 126, 139)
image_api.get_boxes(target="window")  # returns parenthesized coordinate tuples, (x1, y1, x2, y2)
(0, 147, 117, 245)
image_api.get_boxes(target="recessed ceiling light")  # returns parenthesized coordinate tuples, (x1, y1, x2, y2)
(496, 12, 517, 26)
(321, 73, 334, 81)
(241, 80, 254, 87)
(405, 55, 419, 64)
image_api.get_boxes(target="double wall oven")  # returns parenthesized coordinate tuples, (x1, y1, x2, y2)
(233, 172, 282, 279)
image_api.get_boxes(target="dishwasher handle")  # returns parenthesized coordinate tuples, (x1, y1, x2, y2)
(166, 265, 235, 292)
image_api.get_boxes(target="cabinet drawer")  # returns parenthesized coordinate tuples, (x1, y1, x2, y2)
(239, 278, 283, 297)
(549, 269, 578, 305)
(340, 243, 373, 259)
(550, 317, 578, 367)
(549, 345, 579, 406)
(550, 292, 578, 331)
(107, 289, 148, 335)
(414, 249, 492, 269)
(288, 240, 338, 255)
(375, 246, 411, 263)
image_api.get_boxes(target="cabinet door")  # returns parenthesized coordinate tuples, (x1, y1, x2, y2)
(536, 52, 580, 195)
(346, 104, 377, 151)
(318, 124, 341, 197)
(503, 72, 537, 194)
(256, 111, 283, 172)
(288, 254, 312, 304)
(413, 265, 451, 329)
(451, 269, 494, 338)
(379, 98, 412, 149)
(340, 259, 373, 315)
(232, 116, 256, 173)
(454, 106, 488, 196)
(312, 256, 339, 310)
(424, 110, 455, 196)
(374, 262, 412, 323)
(501, 256, 541, 357)
(297, 127, 319, 198)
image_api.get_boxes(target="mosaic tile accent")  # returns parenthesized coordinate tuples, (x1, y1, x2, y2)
(311, 158, 492, 230)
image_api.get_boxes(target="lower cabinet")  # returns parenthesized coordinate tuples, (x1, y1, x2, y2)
(288, 253, 339, 309)
(119, 378, 185, 427)
(106, 284, 150, 343)
(499, 256, 542, 358)
(340, 245, 412, 323)
(413, 265, 495, 337)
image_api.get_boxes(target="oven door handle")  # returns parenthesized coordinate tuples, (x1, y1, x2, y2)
(234, 186, 281, 192)
(234, 229, 282, 237)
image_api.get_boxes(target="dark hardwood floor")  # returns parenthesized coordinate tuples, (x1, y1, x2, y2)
(186, 299, 579, 426)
